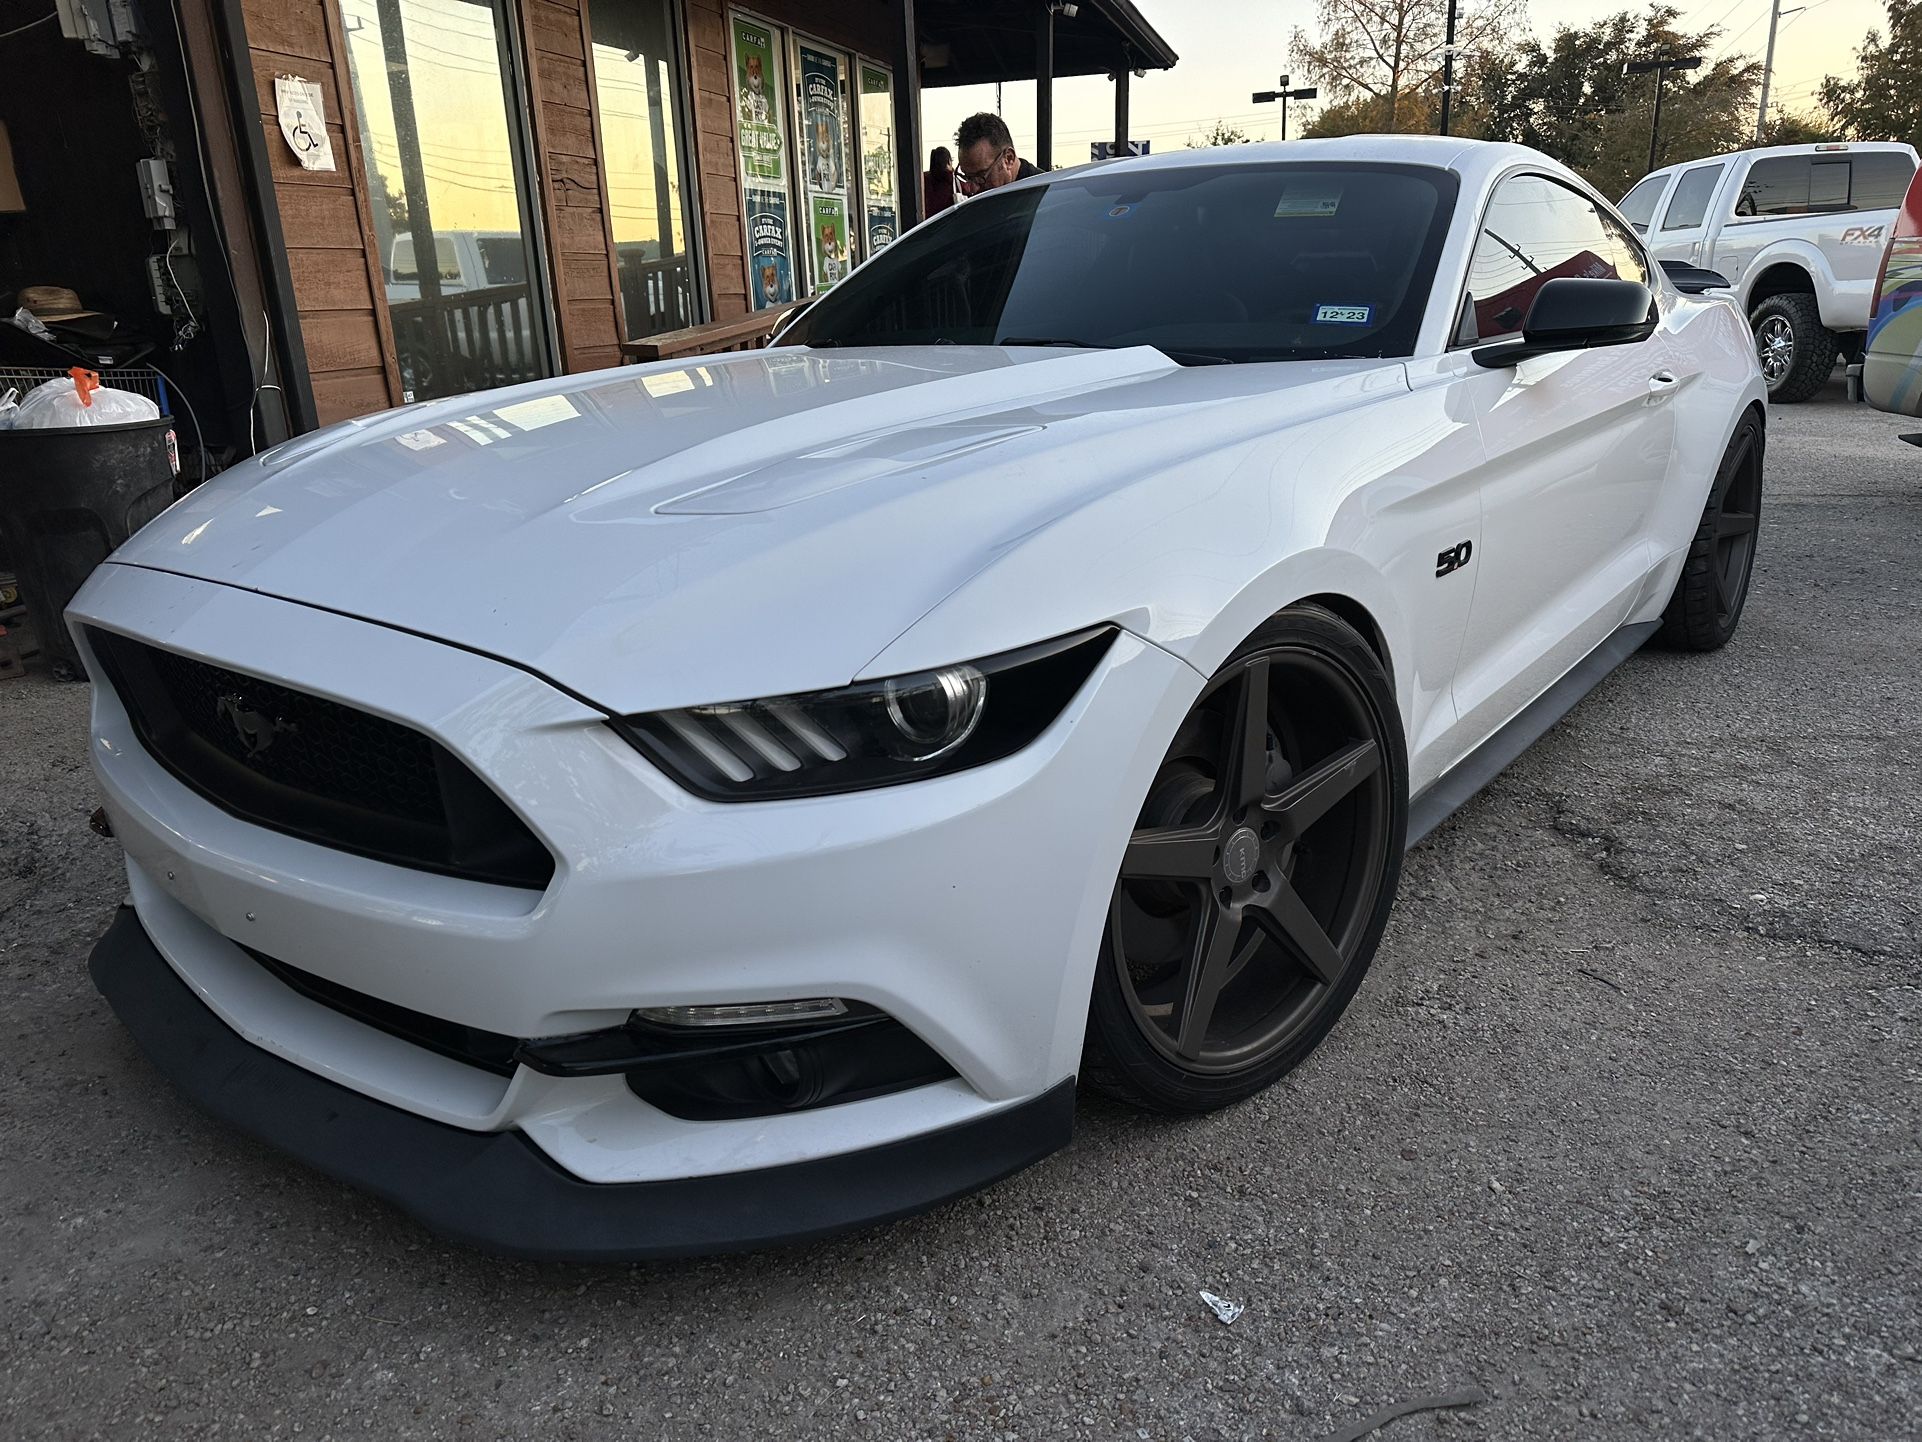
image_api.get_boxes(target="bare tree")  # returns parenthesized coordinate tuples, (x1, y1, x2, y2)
(1292, 0, 1524, 133)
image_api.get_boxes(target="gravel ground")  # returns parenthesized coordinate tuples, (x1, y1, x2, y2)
(2, 383, 1918, 1441)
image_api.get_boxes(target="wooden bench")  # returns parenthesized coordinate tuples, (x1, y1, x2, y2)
(618, 302, 806, 364)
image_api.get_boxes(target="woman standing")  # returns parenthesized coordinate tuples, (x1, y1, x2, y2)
(923, 146, 957, 217)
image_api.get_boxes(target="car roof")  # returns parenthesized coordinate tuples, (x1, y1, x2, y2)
(1035, 135, 1580, 194)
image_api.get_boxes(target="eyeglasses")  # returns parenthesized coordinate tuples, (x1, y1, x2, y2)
(956, 148, 1012, 187)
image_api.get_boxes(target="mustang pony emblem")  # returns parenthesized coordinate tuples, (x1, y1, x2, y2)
(215, 693, 296, 760)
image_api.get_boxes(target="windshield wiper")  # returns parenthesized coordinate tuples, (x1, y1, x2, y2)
(998, 336, 1233, 366)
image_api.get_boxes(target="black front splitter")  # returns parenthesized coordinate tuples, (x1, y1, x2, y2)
(87, 906, 1075, 1261)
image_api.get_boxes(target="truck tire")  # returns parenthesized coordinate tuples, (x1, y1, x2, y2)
(1750, 293, 1837, 403)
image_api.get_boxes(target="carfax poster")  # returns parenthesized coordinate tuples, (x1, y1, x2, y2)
(809, 194, 848, 289)
(798, 44, 845, 194)
(865, 204, 897, 254)
(732, 18, 784, 185)
(746, 186, 796, 309)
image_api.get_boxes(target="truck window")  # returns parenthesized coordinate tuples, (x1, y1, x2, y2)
(477, 236, 529, 287)
(1661, 164, 1723, 231)
(1740, 157, 1810, 216)
(1809, 161, 1851, 211)
(392, 235, 460, 282)
(1618, 175, 1667, 233)
(1853, 151, 1918, 210)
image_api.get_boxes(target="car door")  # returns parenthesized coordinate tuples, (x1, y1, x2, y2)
(1448, 172, 1678, 747)
(1645, 160, 1728, 271)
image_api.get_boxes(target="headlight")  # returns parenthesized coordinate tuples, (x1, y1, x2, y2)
(612, 628, 1116, 800)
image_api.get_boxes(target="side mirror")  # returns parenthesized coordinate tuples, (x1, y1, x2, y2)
(1473, 278, 1656, 368)
(768, 299, 814, 345)
(1658, 259, 1732, 294)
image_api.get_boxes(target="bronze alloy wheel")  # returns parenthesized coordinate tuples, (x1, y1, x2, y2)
(1083, 605, 1407, 1113)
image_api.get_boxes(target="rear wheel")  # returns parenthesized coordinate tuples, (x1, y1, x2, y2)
(1750, 293, 1836, 403)
(1082, 606, 1406, 1114)
(1658, 412, 1764, 651)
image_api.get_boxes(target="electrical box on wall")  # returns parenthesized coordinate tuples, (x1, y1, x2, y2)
(136, 157, 175, 229)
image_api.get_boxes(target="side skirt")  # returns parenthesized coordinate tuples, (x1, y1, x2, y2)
(1405, 620, 1660, 850)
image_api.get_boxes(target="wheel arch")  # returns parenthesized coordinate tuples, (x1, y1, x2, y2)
(1297, 591, 1393, 689)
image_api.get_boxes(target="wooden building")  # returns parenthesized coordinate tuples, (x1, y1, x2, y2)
(6, 0, 1174, 445)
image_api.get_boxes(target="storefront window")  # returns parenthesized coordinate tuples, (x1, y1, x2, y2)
(795, 39, 853, 292)
(857, 62, 898, 253)
(342, 0, 553, 402)
(590, 0, 700, 338)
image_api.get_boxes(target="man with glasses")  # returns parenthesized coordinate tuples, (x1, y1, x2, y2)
(954, 112, 1040, 196)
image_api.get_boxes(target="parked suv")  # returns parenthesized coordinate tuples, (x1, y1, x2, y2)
(1620, 142, 1919, 401)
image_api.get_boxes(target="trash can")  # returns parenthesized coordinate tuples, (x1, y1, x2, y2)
(0, 415, 177, 678)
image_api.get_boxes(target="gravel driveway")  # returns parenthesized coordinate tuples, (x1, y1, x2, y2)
(3, 383, 1918, 1441)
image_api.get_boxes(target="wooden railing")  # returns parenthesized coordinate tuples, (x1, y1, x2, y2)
(618, 300, 807, 364)
(617, 255, 697, 339)
(388, 285, 544, 397)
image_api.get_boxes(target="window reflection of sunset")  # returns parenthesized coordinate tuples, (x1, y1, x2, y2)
(342, 0, 523, 235)
(592, 43, 685, 252)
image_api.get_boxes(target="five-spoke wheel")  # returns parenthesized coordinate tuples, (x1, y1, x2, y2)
(1083, 605, 1406, 1113)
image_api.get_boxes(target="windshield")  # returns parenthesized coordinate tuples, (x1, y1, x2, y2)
(781, 162, 1459, 363)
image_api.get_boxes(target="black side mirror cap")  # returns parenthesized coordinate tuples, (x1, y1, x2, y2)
(1659, 260, 1732, 294)
(1473, 277, 1657, 368)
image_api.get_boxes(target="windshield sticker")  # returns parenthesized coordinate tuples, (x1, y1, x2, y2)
(1314, 304, 1373, 325)
(1275, 186, 1342, 218)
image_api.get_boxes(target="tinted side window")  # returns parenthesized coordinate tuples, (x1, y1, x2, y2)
(1618, 175, 1667, 232)
(1464, 174, 1626, 341)
(1740, 157, 1811, 216)
(1662, 165, 1724, 229)
(1854, 151, 1919, 209)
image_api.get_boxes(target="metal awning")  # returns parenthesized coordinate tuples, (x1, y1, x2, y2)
(916, 0, 1178, 88)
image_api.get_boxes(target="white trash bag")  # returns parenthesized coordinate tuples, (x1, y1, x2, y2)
(11, 370, 161, 429)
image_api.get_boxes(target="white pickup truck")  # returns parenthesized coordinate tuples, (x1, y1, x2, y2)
(1620, 141, 1919, 401)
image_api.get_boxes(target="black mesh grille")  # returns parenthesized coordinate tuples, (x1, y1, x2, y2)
(88, 628, 554, 890)
(141, 644, 447, 826)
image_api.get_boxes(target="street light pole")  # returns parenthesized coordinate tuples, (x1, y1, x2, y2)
(1252, 77, 1319, 142)
(1755, 1, 1805, 141)
(1438, 0, 1458, 137)
(1624, 55, 1703, 176)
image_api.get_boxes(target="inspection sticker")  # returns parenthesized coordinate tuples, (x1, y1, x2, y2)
(1314, 304, 1372, 325)
(1274, 185, 1342, 218)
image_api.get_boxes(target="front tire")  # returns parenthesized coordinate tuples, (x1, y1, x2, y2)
(1750, 293, 1837, 404)
(1658, 412, 1764, 651)
(1082, 605, 1407, 1114)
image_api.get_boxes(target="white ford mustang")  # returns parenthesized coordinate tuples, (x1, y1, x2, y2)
(71, 137, 1765, 1258)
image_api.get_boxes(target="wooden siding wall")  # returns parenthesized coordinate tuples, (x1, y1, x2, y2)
(526, 0, 625, 371)
(242, 0, 403, 424)
(684, 0, 902, 324)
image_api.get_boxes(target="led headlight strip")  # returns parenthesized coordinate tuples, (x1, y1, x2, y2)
(612, 627, 1117, 800)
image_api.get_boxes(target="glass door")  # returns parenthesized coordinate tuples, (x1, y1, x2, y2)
(792, 34, 855, 293)
(342, 0, 555, 402)
(590, 0, 701, 339)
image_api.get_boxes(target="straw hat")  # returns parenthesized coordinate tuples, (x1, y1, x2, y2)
(18, 285, 104, 322)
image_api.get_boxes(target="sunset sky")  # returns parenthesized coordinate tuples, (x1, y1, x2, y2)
(920, 0, 1890, 163)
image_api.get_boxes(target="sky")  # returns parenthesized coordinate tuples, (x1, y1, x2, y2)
(919, 0, 1890, 164)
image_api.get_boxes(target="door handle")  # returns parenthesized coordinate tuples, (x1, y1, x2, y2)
(1648, 370, 1678, 391)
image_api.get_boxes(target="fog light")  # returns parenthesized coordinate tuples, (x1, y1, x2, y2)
(633, 998, 849, 1028)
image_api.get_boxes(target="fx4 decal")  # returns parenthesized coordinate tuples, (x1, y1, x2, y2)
(1841, 225, 1886, 246)
(1435, 540, 1473, 578)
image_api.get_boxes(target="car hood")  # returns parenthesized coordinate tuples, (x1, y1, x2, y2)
(112, 346, 1397, 713)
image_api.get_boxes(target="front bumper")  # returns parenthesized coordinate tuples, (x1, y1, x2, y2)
(67, 561, 1201, 1242)
(90, 906, 1075, 1260)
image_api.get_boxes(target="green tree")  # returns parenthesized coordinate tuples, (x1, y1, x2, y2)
(1291, 0, 1522, 134)
(1188, 120, 1254, 148)
(1817, 0, 1922, 150)
(1477, 7, 1760, 198)
(1758, 112, 1837, 146)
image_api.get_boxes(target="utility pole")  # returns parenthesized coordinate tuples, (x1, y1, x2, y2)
(1438, 0, 1458, 137)
(1755, 0, 1805, 141)
(1624, 55, 1703, 176)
